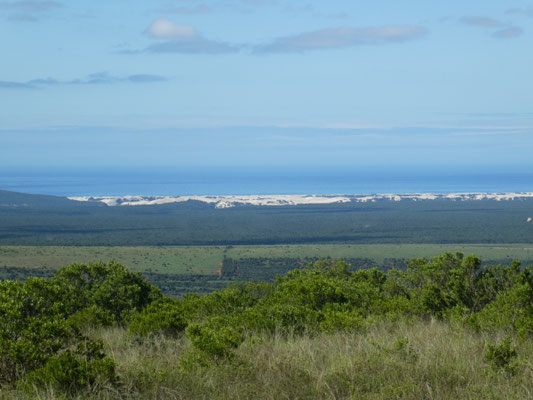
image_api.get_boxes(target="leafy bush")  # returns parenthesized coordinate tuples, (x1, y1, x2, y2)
(129, 298, 187, 338)
(22, 340, 117, 394)
(484, 337, 519, 375)
(186, 318, 244, 360)
(0, 261, 162, 392)
(466, 283, 533, 336)
(67, 306, 114, 332)
(320, 308, 365, 334)
(54, 261, 162, 323)
(0, 279, 77, 384)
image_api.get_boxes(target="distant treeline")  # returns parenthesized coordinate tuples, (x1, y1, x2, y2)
(1, 190, 533, 246)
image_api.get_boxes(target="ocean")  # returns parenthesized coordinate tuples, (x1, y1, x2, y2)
(1, 167, 532, 197)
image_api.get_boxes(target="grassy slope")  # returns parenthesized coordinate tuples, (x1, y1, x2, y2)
(2, 244, 533, 275)
(3, 320, 531, 399)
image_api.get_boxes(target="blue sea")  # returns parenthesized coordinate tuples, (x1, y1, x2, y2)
(1, 167, 532, 197)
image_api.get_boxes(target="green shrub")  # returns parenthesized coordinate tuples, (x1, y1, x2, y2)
(186, 319, 244, 360)
(241, 302, 321, 334)
(467, 283, 533, 336)
(0, 262, 154, 389)
(129, 298, 187, 338)
(22, 340, 117, 394)
(54, 261, 162, 323)
(0, 279, 77, 384)
(484, 337, 519, 375)
(419, 284, 451, 318)
(320, 309, 365, 334)
(67, 306, 114, 331)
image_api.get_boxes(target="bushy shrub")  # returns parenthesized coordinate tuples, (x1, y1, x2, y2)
(466, 283, 533, 336)
(0, 261, 162, 391)
(22, 340, 117, 394)
(320, 308, 365, 334)
(243, 302, 321, 334)
(129, 298, 187, 338)
(419, 284, 451, 317)
(484, 337, 519, 375)
(0, 279, 77, 384)
(67, 306, 114, 332)
(54, 261, 162, 323)
(186, 318, 244, 360)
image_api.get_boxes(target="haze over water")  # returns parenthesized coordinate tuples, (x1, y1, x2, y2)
(1, 167, 532, 197)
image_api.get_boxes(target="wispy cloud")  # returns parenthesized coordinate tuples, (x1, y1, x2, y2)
(155, 0, 274, 16)
(144, 39, 240, 54)
(124, 20, 427, 56)
(460, 16, 504, 27)
(0, 72, 169, 89)
(0, 0, 61, 11)
(0, 80, 34, 89)
(241, 0, 277, 6)
(160, 4, 211, 15)
(253, 25, 427, 53)
(506, 7, 533, 18)
(492, 26, 523, 39)
(127, 74, 168, 83)
(0, 0, 62, 21)
(459, 15, 523, 39)
(283, 4, 348, 19)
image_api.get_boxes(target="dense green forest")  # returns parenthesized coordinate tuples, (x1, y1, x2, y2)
(2, 190, 533, 246)
(1, 253, 532, 399)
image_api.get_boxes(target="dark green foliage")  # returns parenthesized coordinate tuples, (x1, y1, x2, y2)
(129, 298, 187, 338)
(0, 261, 161, 393)
(54, 261, 162, 323)
(419, 284, 451, 317)
(484, 337, 519, 375)
(319, 308, 366, 333)
(172, 255, 533, 355)
(0, 278, 78, 384)
(22, 340, 117, 394)
(186, 319, 245, 360)
(467, 283, 533, 336)
(67, 306, 115, 331)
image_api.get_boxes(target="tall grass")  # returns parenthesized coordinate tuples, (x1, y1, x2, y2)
(6, 319, 530, 400)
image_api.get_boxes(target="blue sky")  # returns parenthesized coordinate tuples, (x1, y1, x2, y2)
(1, 0, 532, 168)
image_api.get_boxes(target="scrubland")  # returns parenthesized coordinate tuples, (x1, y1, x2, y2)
(1, 253, 532, 399)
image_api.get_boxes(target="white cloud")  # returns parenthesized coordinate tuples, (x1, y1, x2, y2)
(144, 18, 197, 39)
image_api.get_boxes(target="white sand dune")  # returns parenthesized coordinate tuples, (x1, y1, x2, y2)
(68, 192, 533, 208)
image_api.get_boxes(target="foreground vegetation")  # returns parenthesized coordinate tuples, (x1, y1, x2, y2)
(1, 253, 532, 399)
